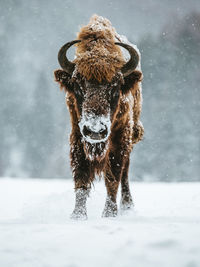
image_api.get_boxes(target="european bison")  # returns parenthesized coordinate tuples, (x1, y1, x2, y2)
(54, 15, 144, 219)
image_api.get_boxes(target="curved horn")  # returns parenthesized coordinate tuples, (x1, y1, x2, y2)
(58, 40, 81, 75)
(115, 42, 139, 77)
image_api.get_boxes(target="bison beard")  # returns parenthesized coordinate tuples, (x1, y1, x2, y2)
(84, 141, 109, 162)
(54, 15, 144, 219)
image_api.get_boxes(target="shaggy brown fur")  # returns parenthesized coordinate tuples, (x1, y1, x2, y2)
(54, 15, 144, 219)
(74, 15, 125, 82)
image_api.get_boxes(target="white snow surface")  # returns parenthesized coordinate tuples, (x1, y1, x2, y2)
(0, 178, 200, 267)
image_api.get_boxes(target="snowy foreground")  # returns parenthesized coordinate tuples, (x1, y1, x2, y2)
(0, 179, 200, 267)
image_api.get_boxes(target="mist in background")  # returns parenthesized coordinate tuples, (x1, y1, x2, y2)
(0, 0, 199, 181)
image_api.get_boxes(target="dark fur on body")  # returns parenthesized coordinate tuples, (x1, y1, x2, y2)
(54, 15, 144, 218)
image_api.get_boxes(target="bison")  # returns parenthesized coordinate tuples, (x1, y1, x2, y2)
(54, 15, 144, 219)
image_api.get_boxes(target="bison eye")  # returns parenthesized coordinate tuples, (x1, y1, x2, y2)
(110, 86, 120, 110)
(74, 84, 83, 99)
(111, 87, 120, 101)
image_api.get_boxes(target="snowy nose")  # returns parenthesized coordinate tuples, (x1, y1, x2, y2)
(79, 114, 111, 143)
(82, 124, 108, 141)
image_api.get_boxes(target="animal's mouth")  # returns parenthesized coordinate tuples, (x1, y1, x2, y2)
(83, 140, 109, 161)
(82, 125, 108, 141)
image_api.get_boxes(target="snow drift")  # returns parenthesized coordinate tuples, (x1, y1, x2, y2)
(0, 178, 200, 267)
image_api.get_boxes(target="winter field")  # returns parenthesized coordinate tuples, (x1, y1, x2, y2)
(0, 178, 200, 267)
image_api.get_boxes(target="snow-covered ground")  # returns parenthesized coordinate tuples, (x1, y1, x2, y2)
(0, 178, 200, 267)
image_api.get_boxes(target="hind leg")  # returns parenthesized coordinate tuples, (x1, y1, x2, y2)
(120, 157, 133, 210)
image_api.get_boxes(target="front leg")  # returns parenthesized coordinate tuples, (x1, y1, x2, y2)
(102, 151, 123, 217)
(71, 188, 90, 220)
(120, 157, 134, 210)
(102, 124, 133, 217)
(70, 133, 94, 220)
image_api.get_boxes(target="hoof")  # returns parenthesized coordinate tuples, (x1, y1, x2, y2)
(120, 195, 134, 211)
(120, 201, 134, 211)
(102, 197, 118, 218)
(102, 209, 117, 218)
(70, 208, 87, 220)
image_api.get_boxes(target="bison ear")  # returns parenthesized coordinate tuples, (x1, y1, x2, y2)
(121, 70, 143, 94)
(54, 69, 73, 92)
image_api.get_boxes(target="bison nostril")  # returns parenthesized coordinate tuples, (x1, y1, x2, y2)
(83, 126, 93, 137)
(82, 125, 108, 140)
(99, 128, 107, 137)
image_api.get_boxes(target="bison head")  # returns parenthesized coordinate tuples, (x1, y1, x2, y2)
(55, 40, 142, 161)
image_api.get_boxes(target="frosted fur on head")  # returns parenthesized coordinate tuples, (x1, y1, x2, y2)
(83, 15, 113, 33)
(74, 15, 125, 82)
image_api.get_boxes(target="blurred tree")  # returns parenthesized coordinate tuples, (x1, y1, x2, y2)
(21, 72, 55, 177)
(134, 12, 200, 181)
